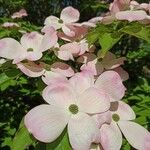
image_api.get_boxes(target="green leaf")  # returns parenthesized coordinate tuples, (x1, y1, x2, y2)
(5, 68, 21, 78)
(0, 73, 16, 91)
(11, 119, 35, 150)
(35, 128, 72, 150)
(98, 32, 122, 58)
(121, 23, 150, 43)
(86, 29, 100, 45)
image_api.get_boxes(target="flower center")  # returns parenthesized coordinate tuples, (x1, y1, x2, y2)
(58, 19, 63, 24)
(27, 48, 34, 52)
(112, 113, 120, 122)
(69, 104, 78, 114)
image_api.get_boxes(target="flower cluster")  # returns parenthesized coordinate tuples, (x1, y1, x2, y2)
(0, 1, 150, 150)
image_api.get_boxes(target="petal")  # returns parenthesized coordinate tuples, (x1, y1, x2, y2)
(77, 53, 97, 64)
(100, 122, 122, 150)
(60, 6, 80, 23)
(20, 32, 43, 51)
(39, 28, 58, 52)
(42, 71, 68, 85)
(78, 39, 89, 55)
(26, 51, 43, 61)
(113, 67, 129, 81)
(59, 42, 80, 56)
(17, 63, 45, 77)
(102, 51, 116, 62)
(68, 112, 99, 150)
(95, 71, 126, 102)
(62, 25, 75, 37)
(0, 38, 25, 60)
(57, 50, 74, 61)
(42, 85, 76, 108)
(118, 121, 150, 150)
(44, 16, 62, 29)
(25, 104, 70, 143)
(116, 10, 147, 22)
(88, 17, 103, 24)
(51, 62, 74, 77)
(110, 101, 136, 121)
(77, 87, 110, 114)
(69, 72, 94, 95)
(102, 52, 126, 69)
(81, 59, 104, 76)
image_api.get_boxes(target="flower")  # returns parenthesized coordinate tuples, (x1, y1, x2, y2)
(56, 39, 91, 61)
(95, 101, 150, 150)
(25, 73, 111, 150)
(79, 52, 129, 81)
(2, 22, 19, 28)
(43, 6, 80, 36)
(0, 28, 57, 63)
(11, 9, 28, 19)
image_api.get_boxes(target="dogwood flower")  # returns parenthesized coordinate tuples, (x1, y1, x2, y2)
(79, 52, 129, 81)
(94, 101, 150, 150)
(56, 39, 92, 61)
(11, 9, 28, 19)
(25, 73, 111, 150)
(2, 22, 19, 28)
(43, 6, 80, 36)
(0, 28, 57, 63)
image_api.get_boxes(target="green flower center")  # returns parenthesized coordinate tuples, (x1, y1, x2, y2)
(69, 104, 78, 114)
(27, 48, 34, 52)
(58, 19, 63, 24)
(112, 114, 120, 122)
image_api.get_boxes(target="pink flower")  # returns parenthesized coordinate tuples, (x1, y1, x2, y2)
(0, 28, 58, 63)
(25, 73, 110, 149)
(96, 101, 150, 150)
(56, 39, 93, 61)
(2, 22, 19, 28)
(79, 52, 129, 81)
(70, 71, 126, 102)
(11, 9, 28, 19)
(43, 6, 80, 36)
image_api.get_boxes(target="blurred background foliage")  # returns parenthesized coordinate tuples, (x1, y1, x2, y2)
(0, 0, 150, 150)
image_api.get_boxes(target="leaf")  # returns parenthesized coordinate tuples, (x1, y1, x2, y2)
(5, 68, 21, 78)
(121, 23, 150, 43)
(35, 128, 72, 150)
(86, 29, 100, 45)
(0, 73, 16, 91)
(11, 119, 35, 150)
(98, 32, 123, 58)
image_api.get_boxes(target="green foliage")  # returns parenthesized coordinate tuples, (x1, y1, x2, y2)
(12, 119, 35, 150)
